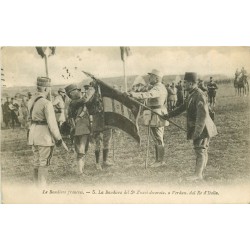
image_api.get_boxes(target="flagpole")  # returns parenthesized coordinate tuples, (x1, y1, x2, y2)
(44, 54, 52, 101)
(123, 59, 127, 92)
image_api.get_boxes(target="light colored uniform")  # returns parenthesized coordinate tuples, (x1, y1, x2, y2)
(28, 92, 61, 168)
(131, 81, 168, 146)
(52, 94, 66, 125)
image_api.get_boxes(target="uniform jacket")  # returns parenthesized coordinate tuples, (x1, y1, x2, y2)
(68, 87, 95, 136)
(52, 94, 66, 123)
(169, 87, 217, 140)
(131, 82, 168, 127)
(28, 93, 61, 146)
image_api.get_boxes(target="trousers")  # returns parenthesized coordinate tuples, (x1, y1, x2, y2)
(150, 126, 165, 146)
(32, 145, 54, 169)
(94, 129, 112, 151)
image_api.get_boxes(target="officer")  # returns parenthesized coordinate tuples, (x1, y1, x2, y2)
(166, 72, 218, 181)
(129, 69, 168, 167)
(84, 82, 113, 170)
(65, 83, 95, 175)
(52, 88, 66, 129)
(28, 77, 62, 186)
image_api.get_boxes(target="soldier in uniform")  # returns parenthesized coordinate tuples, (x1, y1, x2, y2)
(207, 77, 218, 108)
(166, 72, 218, 181)
(52, 88, 66, 129)
(129, 69, 168, 167)
(176, 80, 184, 107)
(28, 77, 62, 186)
(83, 82, 113, 170)
(65, 83, 95, 175)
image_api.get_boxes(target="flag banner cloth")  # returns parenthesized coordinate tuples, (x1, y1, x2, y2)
(36, 47, 56, 58)
(120, 47, 131, 61)
(83, 71, 141, 144)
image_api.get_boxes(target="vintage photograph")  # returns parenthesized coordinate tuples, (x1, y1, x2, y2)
(1, 46, 249, 203)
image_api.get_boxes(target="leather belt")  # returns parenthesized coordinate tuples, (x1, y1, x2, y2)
(31, 120, 48, 125)
(149, 105, 162, 109)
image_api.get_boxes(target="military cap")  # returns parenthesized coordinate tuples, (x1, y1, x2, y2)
(37, 77, 51, 87)
(58, 88, 66, 93)
(65, 84, 80, 96)
(148, 69, 163, 78)
(184, 72, 197, 83)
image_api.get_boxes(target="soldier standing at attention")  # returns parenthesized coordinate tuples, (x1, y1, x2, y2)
(84, 82, 113, 170)
(129, 69, 168, 167)
(52, 88, 66, 129)
(167, 72, 218, 181)
(28, 77, 62, 186)
(65, 83, 95, 175)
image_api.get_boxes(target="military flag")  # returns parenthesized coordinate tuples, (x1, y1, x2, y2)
(36, 47, 56, 58)
(83, 71, 141, 144)
(120, 47, 131, 61)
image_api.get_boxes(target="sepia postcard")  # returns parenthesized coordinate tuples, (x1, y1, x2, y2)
(1, 46, 250, 204)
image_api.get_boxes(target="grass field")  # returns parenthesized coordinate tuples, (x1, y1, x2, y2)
(1, 83, 250, 189)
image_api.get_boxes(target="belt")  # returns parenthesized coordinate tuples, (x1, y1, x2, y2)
(149, 105, 162, 109)
(31, 120, 48, 125)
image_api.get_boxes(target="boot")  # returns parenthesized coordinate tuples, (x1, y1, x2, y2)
(186, 149, 205, 181)
(149, 145, 158, 166)
(37, 167, 48, 187)
(102, 149, 113, 168)
(150, 145, 166, 167)
(77, 157, 86, 175)
(95, 150, 102, 170)
(33, 168, 38, 185)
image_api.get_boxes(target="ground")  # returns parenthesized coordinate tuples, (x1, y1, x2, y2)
(1, 83, 250, 188)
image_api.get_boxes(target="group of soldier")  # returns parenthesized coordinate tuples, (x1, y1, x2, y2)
(24, 67, 218, 187)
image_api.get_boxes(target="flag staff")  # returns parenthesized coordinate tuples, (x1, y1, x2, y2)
(123, 59, 127, 92)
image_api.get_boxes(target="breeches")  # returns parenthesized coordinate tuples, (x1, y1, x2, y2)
(32, 145, 54, 168)
(74, 134, 89, 158)
(94, 129, 112, 150)
(150, 126, 165, 146)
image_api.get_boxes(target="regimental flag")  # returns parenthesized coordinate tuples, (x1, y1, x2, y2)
(83, 71, 141, 144)
(120, 47, 131, 61)
(36, 47, 56, 58)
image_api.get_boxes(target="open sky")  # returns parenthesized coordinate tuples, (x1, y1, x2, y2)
(1, 46, 250, 87)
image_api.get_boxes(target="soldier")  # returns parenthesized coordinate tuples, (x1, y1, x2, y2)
(167, 82, 177, 111)
(176, 80, 184, 107)
(2, 97, 11, 128)
(28, 77, 62, 186)
(129, 69, 168, 167)
(52, 88, 66, 129)
(166, 72, 218, 181)
(84, 82, 113, 170)
(207, 77, 218, 108)
(240, 67, 247, 83)
(65, 83, 95, 175)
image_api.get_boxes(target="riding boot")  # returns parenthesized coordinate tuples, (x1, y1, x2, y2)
(102, 149, 113, 168)
(150, 145, 165, 167)
(33, 168, 38, 185)
(186, 148, 205, 181)
(77, 157, 85, 175)
(37, 167, 48, 187)
(95, 150, 102, 170)
(149, 145, 158, 166)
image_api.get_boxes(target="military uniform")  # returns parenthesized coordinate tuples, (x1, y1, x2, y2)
(52, 89, 66, 127)
(84, 83, 112, 170)
(207, 78, 218, 107)
(130, 69, 168, 167)
(66, 84, 95, 174)
(168, 72, 218, 180)
(28, 77, 62, 186)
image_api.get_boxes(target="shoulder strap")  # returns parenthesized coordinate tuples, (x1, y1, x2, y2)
(29, 96, 43, 119)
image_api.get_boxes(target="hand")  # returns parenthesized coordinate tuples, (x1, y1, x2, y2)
(123, 92, 131, 97)
(55, 139, 62, 147)
(162, 114, 169, 120)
